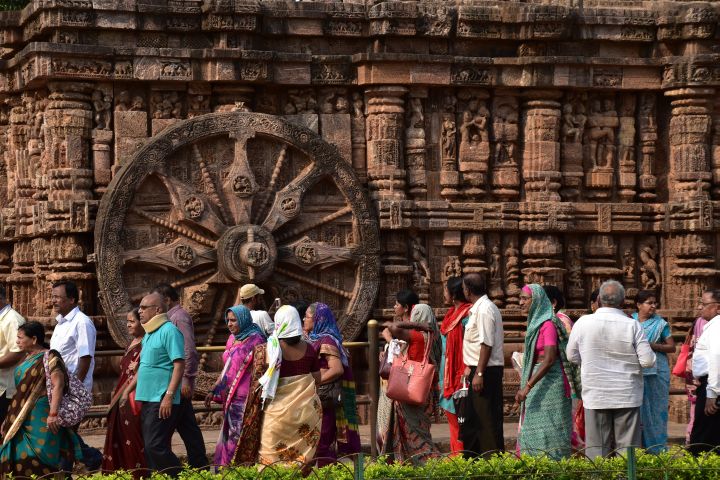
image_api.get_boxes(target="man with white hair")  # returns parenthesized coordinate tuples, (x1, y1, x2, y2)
(566, 280, 656, 458)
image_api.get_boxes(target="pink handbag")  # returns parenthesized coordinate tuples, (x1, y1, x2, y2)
(386, 333, 435, 406)
(672, 325, 694, 378)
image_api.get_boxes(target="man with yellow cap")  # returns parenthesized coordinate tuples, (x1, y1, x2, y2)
(240, 284, 275, 336)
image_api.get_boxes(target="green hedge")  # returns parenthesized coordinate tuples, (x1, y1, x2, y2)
(79, 449, 720, 480)
(0, 1, 27, 10)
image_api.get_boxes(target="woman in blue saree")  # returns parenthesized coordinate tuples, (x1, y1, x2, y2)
(205, 304, 266, 465)
(633, 290, 675, 453)
(0, 321, 82, 476)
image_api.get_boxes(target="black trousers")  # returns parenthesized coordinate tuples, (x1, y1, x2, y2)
(141, 401, 182, 477)
(461, 365, 505, 456)
(175, 397, 207, 468)
(0, 392, 9, 426)
(689, 376, 720, 455)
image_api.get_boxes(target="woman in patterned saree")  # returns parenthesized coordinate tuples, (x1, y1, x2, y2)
(632, 290, 674, 453)
(205, 304, 266, 465)
(516, 284, 580, 459)
(102, 308, 147, 476)
(304, 303, 361, 466)
(0, 321, 82, 476)
(235, 305, 322, 468)
(377, 296, 441, 464)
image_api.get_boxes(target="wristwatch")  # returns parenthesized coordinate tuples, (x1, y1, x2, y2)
(165, 390, 175, 396)
(476, 371, 483, 377)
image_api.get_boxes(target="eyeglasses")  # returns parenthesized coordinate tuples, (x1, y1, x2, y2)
(642, 301, 658, 306)
(698, 301, 719, 307)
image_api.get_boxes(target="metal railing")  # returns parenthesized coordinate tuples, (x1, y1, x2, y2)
(89, 320, 382, 457)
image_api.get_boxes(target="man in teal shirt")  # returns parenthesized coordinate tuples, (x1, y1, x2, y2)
(136, 292, 185, 476)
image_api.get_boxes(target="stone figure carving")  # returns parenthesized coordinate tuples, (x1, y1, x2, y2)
(568, 244, 583, 290)
(460, 99, 489, 148)
(92, 90, 112, 130)
(459, 96, 491, 196)
(410, 233, 431, 285)
(115, 90, 131, 111)
(284, 89, 317, 115)
(151, 92, 182, 119)
(561, 102, 586, 143)
(639, 244, 661, 290)
(493, 103, 518, 165)
(504, 240, 520, 307)
(623, 247, 636, 284)
(490, 243, 500, 280)
(351, 92, 364, 118)
(586, 98, 618, 170)
(443, 256, 462, 280)
(441, 118, 457, 160)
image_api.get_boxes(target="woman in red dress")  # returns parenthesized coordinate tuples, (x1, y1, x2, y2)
(102, 308, 147, 477)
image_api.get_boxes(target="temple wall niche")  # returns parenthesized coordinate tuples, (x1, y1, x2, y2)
(0, 0, 718, 421)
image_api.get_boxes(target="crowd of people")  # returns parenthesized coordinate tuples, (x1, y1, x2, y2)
(378, 277, 720, 461)
(0, 274, 717, 475)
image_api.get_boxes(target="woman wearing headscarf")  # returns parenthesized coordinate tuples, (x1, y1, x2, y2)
(439, 277, 472, 454)
(516, 284, 580, 459)
(377, 300, 441, 463)
(543, 285, 584, 450)
(234, 305, 322, 467)
(303, 303, 361, 466)
(632, 290, 674, 453)
(102, 308, 147, 477)
(205, 304, 266, 465)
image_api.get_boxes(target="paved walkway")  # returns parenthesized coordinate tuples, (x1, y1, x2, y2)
(80, 421, 690, 459)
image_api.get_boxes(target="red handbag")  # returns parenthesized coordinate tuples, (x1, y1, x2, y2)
(672, 326, 694, 378)
(386, 333, 435, 406)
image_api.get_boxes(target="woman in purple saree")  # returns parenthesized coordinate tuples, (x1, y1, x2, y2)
(205, 304, 266, 465)
(304, 303, 361, 466)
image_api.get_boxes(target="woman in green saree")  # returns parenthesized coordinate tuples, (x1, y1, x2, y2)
(0, 321, 82, 476)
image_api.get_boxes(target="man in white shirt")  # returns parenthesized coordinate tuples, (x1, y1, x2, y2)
(0, 285, 24, 424)
(689, 289, 720, 455)
(566, 280, 656, 459)
(461, 273, 505, 456)
(240, 284, 275, 335)
(49, 280, 102, 471)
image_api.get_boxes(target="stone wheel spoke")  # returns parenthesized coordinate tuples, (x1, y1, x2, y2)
(121, 239, 216, 274)
(129, 206, 218, 249)
(277, 236, 358, 272)
(157, 174, 229, 239)
(275, 205, 352, 243)
(252, 145, 289, 225)
(260, 163, 323, 233)
(219, 131, 257, 225)
(274, 266, 353, 299)
(191, 144, 232, 225)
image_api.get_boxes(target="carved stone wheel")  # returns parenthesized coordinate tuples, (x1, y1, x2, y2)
(95, 112, 380, 348)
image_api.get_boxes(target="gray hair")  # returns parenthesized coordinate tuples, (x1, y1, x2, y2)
(598, 280, 625, 308)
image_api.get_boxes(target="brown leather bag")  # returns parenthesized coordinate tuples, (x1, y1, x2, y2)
(385, 333, 435, 406)
(379, 348, 392, 380)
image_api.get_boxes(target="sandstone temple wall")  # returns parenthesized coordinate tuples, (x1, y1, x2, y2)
(0, 0, 718, 418)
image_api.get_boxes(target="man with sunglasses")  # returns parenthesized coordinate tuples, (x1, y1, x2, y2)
(689, 289, 720, 455)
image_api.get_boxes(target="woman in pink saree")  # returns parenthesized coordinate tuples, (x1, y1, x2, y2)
(205, 304, 266, 465)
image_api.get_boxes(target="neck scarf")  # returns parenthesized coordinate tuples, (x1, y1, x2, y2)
(632, 312, 668, 376)
(308, 303, 349, 367)
(440, 302, 472, 398)
(521, 284, 581, 398)
(258, 305, 304, 406)
(142, 313, 168, 333)
(409, 304, 442, 367)
(226, 304, 266, 341)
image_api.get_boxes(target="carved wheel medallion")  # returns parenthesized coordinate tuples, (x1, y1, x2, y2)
(95, 112, 380, 347)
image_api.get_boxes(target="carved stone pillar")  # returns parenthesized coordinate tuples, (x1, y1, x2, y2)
(666, 87, 714, 202)
(521, 235, 564, 287)
(566, 238, 585, 308)
(9, 94, 34, 236)
(381, 232, 412, 308)
(522, 91, 562, 202)
(617, 94, 637, 202)
(91, 84, 113, 195)
(487, 234, 504, 308)
(666, 234, 718, 311)
(503, 234, 521, 309)
(491, 93, 520, 201)
(7, 240, 35, 317)
(712, 97, 720, 199)
(582, 235, 623, 293)
(114, 89, 148, 173)
(405, 89, 427, 198)
(409, 231, 430, 303)
(365, 86, 407, 200)
(638, 93, 658, 201)
(45, 82, 94, 202)
(461, 233, 487, 276)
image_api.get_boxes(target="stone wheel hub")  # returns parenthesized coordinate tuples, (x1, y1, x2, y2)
(217, 225, 277, 282)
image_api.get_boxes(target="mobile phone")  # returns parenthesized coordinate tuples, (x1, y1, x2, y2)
(270, 298, 281, 311)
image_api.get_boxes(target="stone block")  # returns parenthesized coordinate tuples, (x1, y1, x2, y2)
(115, 137, 147, 165)
(282, 114, 318, 133)
(273, 64, 311, 85)
(114, 111, 148, 138)
(320, 113, 352, 164)
(151, 118, 181, 136)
